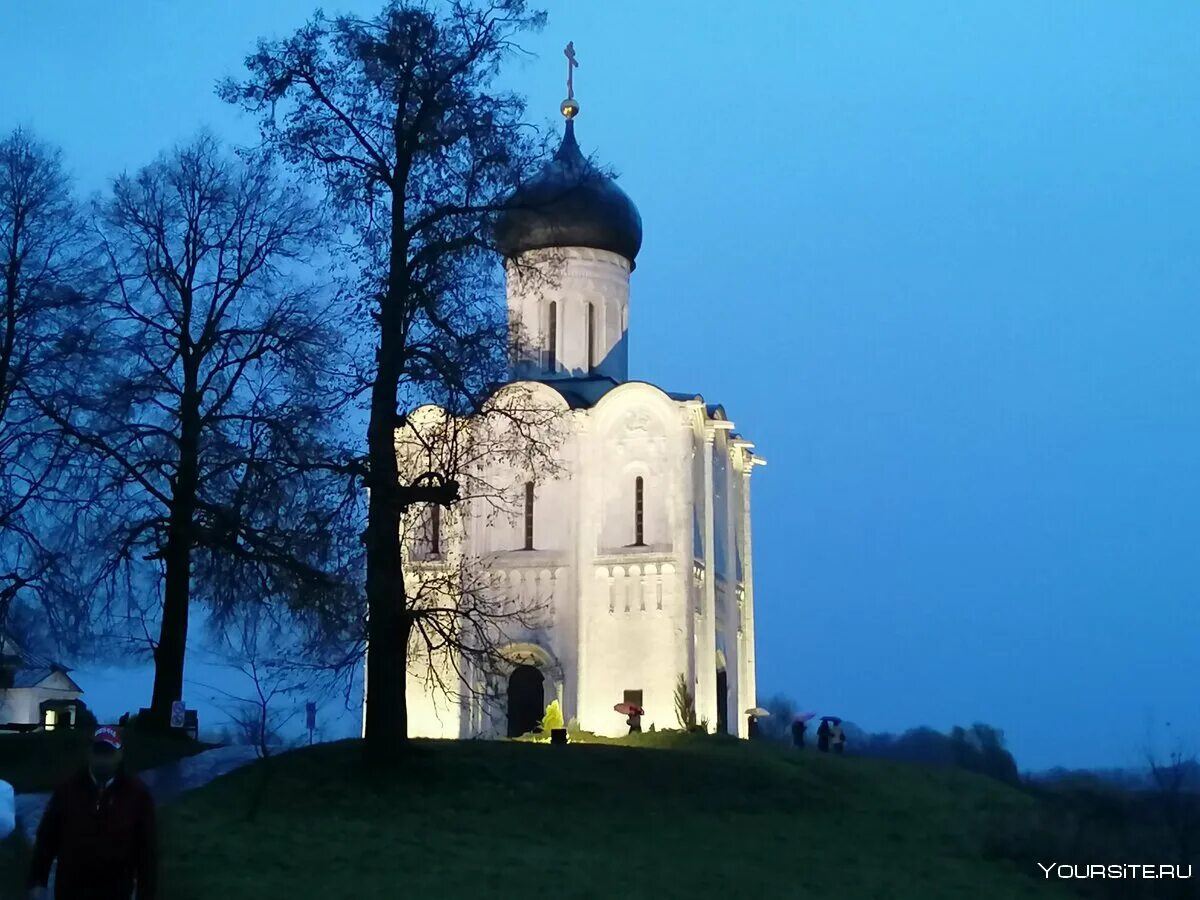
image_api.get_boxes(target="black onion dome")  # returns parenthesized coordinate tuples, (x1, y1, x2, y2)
(495, 119, 643, 267)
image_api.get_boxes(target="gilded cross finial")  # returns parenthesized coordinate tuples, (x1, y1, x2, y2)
(564, 42, 578, 99)
(561, 42, 580, 119)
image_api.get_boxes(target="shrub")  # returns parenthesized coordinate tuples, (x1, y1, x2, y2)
(540, 700, 564, 735)
(673, 673, 696, 730)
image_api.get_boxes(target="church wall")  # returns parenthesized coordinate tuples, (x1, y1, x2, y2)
(573, 385, 695, 735)
(505, 248, 630, 380)
(459, 404, 581, 736)
(404, 627, 464, 740)
(578, 559, 688, 735)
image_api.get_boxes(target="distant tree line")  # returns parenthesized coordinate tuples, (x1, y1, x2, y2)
(990, 752, 1200, 900)
(756, 694, 1021, 785)
(758, 692, 1199, 897)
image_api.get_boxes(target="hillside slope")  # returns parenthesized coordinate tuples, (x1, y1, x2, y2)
(160, 733, 1068, 899)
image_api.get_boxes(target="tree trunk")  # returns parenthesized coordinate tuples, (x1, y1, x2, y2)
(147, 492, 194, 732)
(147, 394, 201, 733)
(362, 367, 411, 766)
(361, 148, 415, 768)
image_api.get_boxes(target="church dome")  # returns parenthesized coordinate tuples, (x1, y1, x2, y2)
(495, 117, 643, 267)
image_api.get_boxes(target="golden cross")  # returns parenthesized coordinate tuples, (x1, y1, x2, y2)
(564, 41, 578, 100)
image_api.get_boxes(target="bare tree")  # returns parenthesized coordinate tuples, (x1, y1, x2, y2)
(1146, 731, 1200, 871)
(36, 134, 354, 730)
(199, 617, 310, 759)
(222, 0, 566, 764)
(193, 608, 329, 821)
(0, 128, 92, 648)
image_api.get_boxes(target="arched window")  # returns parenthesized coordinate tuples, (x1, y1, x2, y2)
(635, 476, 645, 546)
(587, 302, 596, 372)
(429, 504, 441, 557)
(524, 481, 535, 550)
(547, 302, 557, 373)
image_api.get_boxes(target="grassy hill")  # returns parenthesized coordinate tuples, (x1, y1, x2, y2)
(154, 733, 1069, 899)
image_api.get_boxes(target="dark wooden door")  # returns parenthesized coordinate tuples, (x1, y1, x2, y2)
(506, 665, 544, 737)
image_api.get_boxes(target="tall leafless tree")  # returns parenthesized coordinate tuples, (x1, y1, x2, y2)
(35, 134, 357, 730)
(0, 128, 92, 648)
(222, 0, 565, 764)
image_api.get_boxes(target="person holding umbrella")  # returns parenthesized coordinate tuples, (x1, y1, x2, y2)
(744, 707, 769, 740)
(791, 712, 814, 749)
(817, 716, 840, 752)
(614, 702, 643, 734)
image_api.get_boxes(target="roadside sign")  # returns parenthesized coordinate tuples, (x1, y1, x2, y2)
(170, 700, 186, 729)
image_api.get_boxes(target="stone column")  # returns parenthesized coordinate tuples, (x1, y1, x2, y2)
(679, 421, 699, 712)
(573, 418, 591, 729)
(721, 441, 742, 737)
(739, 467, 758, 734)
(698, 428, 719, 730)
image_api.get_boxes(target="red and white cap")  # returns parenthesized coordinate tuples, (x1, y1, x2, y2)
(93, 725, 123, 751)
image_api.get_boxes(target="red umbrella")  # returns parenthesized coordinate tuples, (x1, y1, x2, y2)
(614, 703, 644, 717)
(795, 712, 816, 723)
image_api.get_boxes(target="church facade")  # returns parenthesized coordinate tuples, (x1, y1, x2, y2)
(399, 92, 764, 740)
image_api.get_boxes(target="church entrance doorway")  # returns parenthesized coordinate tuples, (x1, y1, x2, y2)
(715, 668, 728, 734)
(506, 664, 545, 737)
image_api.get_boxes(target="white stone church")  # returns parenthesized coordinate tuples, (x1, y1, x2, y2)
(399, 90, 764, 740)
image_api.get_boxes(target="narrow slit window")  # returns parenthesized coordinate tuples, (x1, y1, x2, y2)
(587, 302, 596, 372)
(635, 476, 645, 546)
(524, 481, 535, 550)
(547, 302, 557, 372)
(429, 504, 441, 556)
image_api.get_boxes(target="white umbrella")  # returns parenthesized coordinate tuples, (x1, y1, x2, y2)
(745, 707, 770, 717)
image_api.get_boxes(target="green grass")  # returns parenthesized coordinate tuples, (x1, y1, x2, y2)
(0, 728, 214, 793)
(158, 734, 1072, 900)
(0, 831, 30, 897)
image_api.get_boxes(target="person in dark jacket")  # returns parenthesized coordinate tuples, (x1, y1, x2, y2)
(791, 718, 807, 749)
(28, 725, 156, 900)
(816, 718, 831, 752)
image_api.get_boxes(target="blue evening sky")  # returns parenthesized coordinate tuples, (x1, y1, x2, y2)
(3, 1, 1198, 771)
